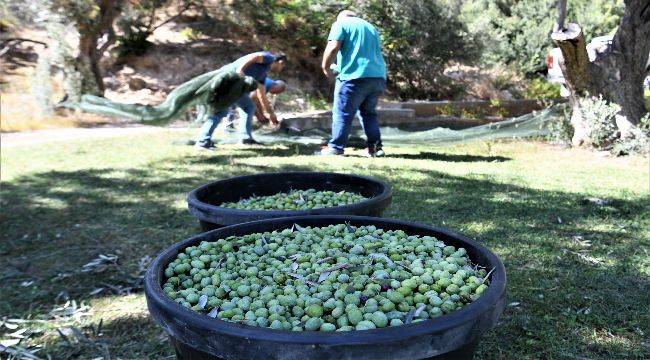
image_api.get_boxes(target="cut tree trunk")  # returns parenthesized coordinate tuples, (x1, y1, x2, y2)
(551, 0, 650, 147)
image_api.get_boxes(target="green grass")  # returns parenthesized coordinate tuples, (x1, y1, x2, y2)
(1, 130, 648, 359)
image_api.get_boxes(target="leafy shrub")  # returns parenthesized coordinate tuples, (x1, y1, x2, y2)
(580, 95, 620, 148)
(523, 78, 561, 99)
(461, 0, 624, 75)
(360, 0, 480, 99)
(547, 104, 574, 144)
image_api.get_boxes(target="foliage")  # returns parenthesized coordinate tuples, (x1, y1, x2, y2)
(229, 0, 346, 58)
(523, 77, 561, 99)
(360, 0, 480, 99)
(461, 0, 624, 75)
(116, 0, 196, 57)
(547, 104, 574, 144)
(580, 95, 620, 148)
(227, 0, 477, 99)
(179, 27, 203, 41)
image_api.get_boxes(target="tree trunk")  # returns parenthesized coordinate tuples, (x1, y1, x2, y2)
(551, 0, 650, 146)
(77, 0, 123, 95)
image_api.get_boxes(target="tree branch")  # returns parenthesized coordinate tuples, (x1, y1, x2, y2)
(554, 0, 567, 32)
(151, 1, 194, 32)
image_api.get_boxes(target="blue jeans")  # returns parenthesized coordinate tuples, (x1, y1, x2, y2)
(196, 93, 254, 142)
(329, 77, 385, 152)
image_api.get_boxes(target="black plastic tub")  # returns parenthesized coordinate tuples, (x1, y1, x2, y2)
(187, 172, 392, 231)
(145, 216, 507, 360)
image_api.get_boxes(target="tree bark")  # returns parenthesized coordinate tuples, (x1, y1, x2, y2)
(77, 0, 123, 95)
(551, 0, 650, 146)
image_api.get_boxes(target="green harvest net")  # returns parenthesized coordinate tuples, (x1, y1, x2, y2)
(208, 105, 565, 147)
(60, 69, 257, 125)
(60, 64, 565, 146)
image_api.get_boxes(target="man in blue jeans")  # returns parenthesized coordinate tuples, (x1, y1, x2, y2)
(195, 52, 286, 149)
(318, 10, 387, 157)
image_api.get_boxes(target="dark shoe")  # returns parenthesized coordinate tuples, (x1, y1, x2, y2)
(315, 146, 344, 156)
(240, 138, 263, 145)
(195, 139, 215, 149)
(367, 143, 385, 157)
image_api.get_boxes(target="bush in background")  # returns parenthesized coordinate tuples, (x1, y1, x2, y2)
(523, 78, 561, 99)
(360, 0, 479, 100)
(461, 0, 624, 76)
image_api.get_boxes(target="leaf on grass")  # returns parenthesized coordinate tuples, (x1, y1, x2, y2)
(291, 262, 298, 271)
(20, 281, 34, 287)
(261, 235, 268, 246)
(88, 288, 104, 296)
(0, 338, 21, 347)
(294, 223, 307, 233)
(288, 273, 303, 279)
(7, 328, 28, 339)
(198, 295, 208, 309)
(345, 222, 355, 233)
(508, 302, 521, 307)
(2, 322, 19, 330)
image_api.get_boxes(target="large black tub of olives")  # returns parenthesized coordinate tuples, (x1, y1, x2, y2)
(145, 215, 506, 360)
(187, 172, 392, 231)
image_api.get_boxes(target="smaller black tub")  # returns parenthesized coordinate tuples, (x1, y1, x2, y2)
(187, 172, 392, 230)
(145, 216, 507, 360)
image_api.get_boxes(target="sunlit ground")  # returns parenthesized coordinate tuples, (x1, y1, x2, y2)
(1, 129, 648, 359)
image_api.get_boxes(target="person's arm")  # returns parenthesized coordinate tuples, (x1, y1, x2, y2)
(236, 53, 264, 75)
(256, 82, 278, 124)
(250, 90, 268, 122)
(322, 41, 342, 79)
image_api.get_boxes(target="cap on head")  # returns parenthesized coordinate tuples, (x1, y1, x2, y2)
(337, 10, 357, 21)
(273, 53, 288, 63)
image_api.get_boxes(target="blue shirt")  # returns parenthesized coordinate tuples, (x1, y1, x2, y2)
(264, 78, 274, 92)
(230, 51, 277, 84)
(327, 17, 386, 81)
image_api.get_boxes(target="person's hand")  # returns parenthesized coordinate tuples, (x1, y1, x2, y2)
(269, 113, 279, 125)
(322, 66, 335, 79)
(255, 114, 269, 123)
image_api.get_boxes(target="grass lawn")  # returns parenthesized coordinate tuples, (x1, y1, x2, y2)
(1, 129, 648, 359)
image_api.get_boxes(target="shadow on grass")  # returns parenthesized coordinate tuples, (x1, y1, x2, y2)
(391, 170, 648, 359)
(391, 152, 510, 162)
(0, 155, 647, 359)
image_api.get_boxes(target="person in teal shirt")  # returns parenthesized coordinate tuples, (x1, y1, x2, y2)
(318, 10, 387, 157)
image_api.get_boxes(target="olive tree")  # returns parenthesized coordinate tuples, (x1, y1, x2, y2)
(551, 0, 649, 147)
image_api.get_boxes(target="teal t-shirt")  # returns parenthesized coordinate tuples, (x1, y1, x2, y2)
(327, 17, 386, 81)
